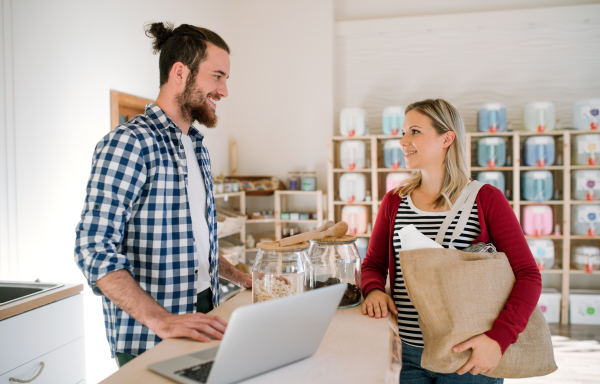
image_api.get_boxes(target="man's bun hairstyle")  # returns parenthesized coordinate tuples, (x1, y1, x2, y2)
(144, 22, 230, 87)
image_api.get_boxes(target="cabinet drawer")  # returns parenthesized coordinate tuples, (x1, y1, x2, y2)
(0, 294, 84, 375)
(0, 337, 85, 384)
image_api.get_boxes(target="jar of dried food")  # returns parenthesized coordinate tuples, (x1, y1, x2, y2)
(252, 241, 313, 303)
(287, 171, 301, 190)
(307, 235, 362, 308)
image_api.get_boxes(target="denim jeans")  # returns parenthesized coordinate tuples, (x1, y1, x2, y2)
(400, 342, 504, 384)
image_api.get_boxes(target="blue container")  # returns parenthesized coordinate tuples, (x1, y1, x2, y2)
(476, 171, 506, 193)
(478, 103, 507, 133)
(384, 139, 405, 169)
(382, 106, 405, 136)
(521, 171, 554, 202)
(477, 137, 507, 168)
(523, 136, 555, 167)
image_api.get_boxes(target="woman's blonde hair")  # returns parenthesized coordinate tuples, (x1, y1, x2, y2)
(395, 99, 469, 209)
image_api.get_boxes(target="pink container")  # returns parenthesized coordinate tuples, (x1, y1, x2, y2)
(522, 205, 553, 236)
(386, 172, 411, 193)
(342, 206, 369, 235)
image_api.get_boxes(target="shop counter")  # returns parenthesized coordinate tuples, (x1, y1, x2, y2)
(100, 289, 401, 384)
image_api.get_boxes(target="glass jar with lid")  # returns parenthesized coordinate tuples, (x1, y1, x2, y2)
(307, 235, 362, 308)
(287, 171, 301, 190)
(252, 241, 313, 303)
(301, 171, 317, 191)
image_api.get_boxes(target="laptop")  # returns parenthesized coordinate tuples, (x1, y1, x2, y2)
(148, 283, 347, 384)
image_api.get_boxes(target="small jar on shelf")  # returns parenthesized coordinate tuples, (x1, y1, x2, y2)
(287, 171, 301, 190)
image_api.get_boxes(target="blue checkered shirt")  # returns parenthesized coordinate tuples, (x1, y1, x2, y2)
(74, 104, 220, 357)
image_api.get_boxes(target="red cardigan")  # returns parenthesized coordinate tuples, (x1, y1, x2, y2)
(361, 184, 542, 354)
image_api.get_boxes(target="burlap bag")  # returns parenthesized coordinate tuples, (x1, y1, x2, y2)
(398, 248, 557, 378)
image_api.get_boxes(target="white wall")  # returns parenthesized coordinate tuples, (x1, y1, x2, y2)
(220, 0, 334, 191)
(5, 1, 229, 382)
(335, 0, 600, 21)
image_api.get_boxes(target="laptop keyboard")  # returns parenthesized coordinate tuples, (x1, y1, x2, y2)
(175, 361, 214, 383)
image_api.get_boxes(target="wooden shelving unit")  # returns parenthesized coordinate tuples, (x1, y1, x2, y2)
(467, 130, 600, 325)
(327, 131, 600, 325)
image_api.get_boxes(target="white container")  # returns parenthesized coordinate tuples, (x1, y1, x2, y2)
(339, 173, 367, 203)
(571, 246, 600, 272)
(571, 205, 600, 236)
(341, 205, 369, 235)
(538, 289, 561, 323)
(340, 108, 368, 137)
(396, 224, 443, 251)
(523, 101, 556, 133)
(386, 172, 411, 193)
(572, 170, 600, 201)
(476, 171, 505, 193)
(573, 134, 600, 166)
(569, 290, 600, 325)
(340, 140, 366, 170)
(573, 99, 600, 131)
(382, 106, 405, 136)
(527, 239, 555, 271)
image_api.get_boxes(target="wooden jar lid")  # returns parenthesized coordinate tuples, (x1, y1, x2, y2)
(309, 235, 357, 243)
(256, 241, 310, 251)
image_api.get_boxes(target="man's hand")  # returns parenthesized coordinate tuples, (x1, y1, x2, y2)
(454, 334, 502, 376)
(361, 289, 398, 318)
(149, 312, 228, 343)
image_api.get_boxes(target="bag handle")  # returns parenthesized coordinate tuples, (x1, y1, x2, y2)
(434, 181, 485, 247)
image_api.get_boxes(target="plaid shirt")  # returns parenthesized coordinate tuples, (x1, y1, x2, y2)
(74, 104, 220, 357)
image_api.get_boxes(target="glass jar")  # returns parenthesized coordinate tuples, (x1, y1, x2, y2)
(308, 235, 362, 308)
(252, 241, 313, 303)
(287, 171, 301, 190)
(301, 171, 317, 191)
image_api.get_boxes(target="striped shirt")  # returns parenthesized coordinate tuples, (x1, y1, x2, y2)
(392, 194, 481, 347)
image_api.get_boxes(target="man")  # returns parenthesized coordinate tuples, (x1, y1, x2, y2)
(74, 22, 251, 367)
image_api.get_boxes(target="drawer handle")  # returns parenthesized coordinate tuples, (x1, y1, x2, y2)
(9, 362, 45, 383)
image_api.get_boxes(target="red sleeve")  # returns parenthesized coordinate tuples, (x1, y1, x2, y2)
(361, 191, 394, 298)
(479, 185, 542, 354)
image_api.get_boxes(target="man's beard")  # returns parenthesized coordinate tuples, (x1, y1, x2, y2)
(176, 75, 218, 128)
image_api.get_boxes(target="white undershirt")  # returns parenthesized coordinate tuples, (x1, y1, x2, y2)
(181, 134, 211, 293)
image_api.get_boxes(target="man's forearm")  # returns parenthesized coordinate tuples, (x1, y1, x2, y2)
(95, 269, 170, 331)
(218, 256, 243, 284)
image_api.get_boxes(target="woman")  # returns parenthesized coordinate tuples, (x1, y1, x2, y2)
(360, 99, 542, 383)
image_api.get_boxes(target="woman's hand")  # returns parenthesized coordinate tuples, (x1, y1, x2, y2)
(453, 334, 502, 376)
(361, 289, 398, 318)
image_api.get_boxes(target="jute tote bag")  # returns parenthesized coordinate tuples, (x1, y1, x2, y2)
(397, 181, 557, 379)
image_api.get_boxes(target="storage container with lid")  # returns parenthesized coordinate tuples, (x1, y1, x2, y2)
(477, 137, 506, 168)
(287, 171, 301, 190)
(384, 139, 405, 169)
(572, 205, 600, 236)
(573, 99, 600, 131)
(526, 239, 555, 271)
(573, 134, 600, 166)
(386, 172, 411, 193)
(521, 170, 553, 202)
(382, 106, 405, 136)
(572, 170, 600, 201)
(339, 173, 367, 203)
(340, 108, 368, 137)
(476, 171, 505, 194)
(308, 235, 362, 308)
(523, 136, 555, 167)
(340, 140, 366, 170)
(252, 241, 313, 303)
(341, 205, 368, 235)
(571, 246, 600, 273)
(301, 171, 317, 191)
(523, 101, 555, 133)
(522, 205, 553, 236)
(477, 103, 507, 133)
